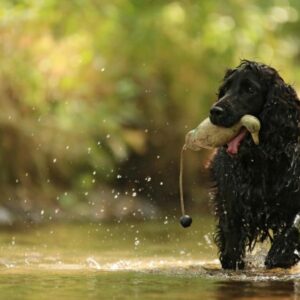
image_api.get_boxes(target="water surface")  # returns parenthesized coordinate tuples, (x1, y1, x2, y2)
(0, 217, 299, 299)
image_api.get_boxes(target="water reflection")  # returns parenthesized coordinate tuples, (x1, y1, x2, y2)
(0, 272, 299, 300)
(214, 280, 300, 300)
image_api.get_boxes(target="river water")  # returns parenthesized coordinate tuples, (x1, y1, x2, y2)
(0, 216, 299, 299)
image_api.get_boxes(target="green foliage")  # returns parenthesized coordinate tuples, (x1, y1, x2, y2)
(0, 0, 300, 211)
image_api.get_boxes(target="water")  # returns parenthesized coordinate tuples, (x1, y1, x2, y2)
(0, 216, 299, 299)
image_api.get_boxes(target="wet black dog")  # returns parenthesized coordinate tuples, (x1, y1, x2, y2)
(210, 60, 300, 269)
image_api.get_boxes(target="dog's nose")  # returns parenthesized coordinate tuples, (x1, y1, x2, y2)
(210, 106, 224, 118)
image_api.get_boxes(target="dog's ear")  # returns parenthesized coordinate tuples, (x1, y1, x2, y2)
(261, 66, 297, 118)
(262, 80, 298, 121)
(260, 77, 300, 150)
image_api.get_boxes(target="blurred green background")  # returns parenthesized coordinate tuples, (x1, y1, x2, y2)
(0, 0, 300, 223)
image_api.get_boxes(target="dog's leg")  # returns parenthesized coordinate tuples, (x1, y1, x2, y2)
(265, 213, 300, 269)
(215, 216, 246, 270)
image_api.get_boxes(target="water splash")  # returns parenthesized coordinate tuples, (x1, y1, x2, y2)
(0, 252, 299, 282)
(86, 257, 101, 270)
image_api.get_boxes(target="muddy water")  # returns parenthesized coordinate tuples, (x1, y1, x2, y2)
(0, 216, 299, 299)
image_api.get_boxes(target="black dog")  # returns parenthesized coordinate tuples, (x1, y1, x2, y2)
(209, 60, 300, 269)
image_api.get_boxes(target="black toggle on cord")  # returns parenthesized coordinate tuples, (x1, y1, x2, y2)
(179, 145, 192, 228)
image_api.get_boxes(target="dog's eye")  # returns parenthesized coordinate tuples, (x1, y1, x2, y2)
(246, 86, 255, 94)
(242, 81, 256, 94)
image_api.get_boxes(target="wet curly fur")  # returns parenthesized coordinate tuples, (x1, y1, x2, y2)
(209, 60, 300, 269)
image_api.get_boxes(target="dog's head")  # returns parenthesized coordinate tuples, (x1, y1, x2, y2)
(209, 60, 281, 127)
(209, 60, 300, 154)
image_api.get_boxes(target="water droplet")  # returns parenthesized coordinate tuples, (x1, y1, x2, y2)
(204, 234, 212, 247)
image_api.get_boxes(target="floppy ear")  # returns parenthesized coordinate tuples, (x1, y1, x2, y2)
(259, 79, 300, 152)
